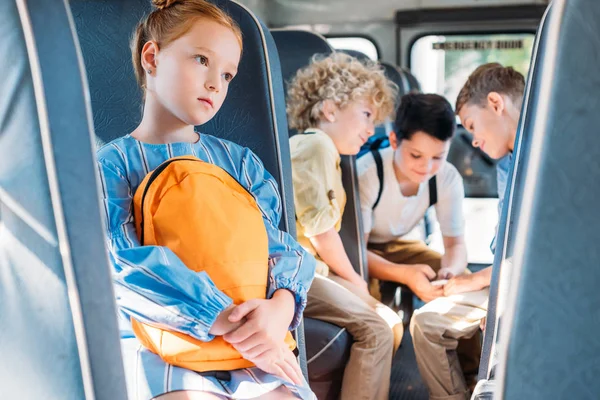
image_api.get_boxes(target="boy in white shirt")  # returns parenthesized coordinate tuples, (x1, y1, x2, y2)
(358, 93, 468, 303)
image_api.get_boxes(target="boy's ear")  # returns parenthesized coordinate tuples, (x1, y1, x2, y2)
(321, 100, 337, 123)
(487, 92, 505, 116)
(389, 130, 399, 150)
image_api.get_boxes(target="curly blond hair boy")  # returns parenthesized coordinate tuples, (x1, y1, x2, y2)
(287, 52, 396, 138)
(287, 52, 402, 400)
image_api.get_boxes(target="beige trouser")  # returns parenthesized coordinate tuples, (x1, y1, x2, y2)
(304, 274, 403, 400)
(410, 288, 489, 400)
(368, 240, 482, 392)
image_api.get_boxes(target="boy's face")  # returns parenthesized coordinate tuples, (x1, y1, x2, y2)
(391, 131, 450, 184)
(323, 98, 376, 155)
(458, 93, 514, 160)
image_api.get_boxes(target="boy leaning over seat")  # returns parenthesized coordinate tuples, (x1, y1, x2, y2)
(410, 63, 525, 400)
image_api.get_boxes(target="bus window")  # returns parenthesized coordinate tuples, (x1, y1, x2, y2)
(410, 33, 535, 108)
(327, 36, 379, 60)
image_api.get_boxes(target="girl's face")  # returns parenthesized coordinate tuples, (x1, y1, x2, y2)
(145, 18, 241, 126)
(320, 98, 376, 155)
(391, 131, 450, 184)
(458, 92, 515, 160)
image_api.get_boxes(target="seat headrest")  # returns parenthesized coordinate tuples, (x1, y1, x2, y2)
(271, 29, 334, 95)
(399, 67, 422, 93)
(271, 29, 334, 137)
(339, 48, 372, 62)
(379, 61, 405, 106)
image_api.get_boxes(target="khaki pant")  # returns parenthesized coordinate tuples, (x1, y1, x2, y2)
(369, 240, 482, 395)
(368, 239, 442, 272)
(304, 274, 403, 400)
(410, 289, 489, 400)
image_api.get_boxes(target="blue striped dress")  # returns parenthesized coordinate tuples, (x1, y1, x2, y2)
(96, 133, 317, 400)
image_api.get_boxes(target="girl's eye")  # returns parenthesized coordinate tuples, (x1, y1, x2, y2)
(364, 111, 372, 118)
(195, 55, 208, 65)
(411, 154, 421, 159)
(433, 156, 443, 161)
(223, 73, 233, 82)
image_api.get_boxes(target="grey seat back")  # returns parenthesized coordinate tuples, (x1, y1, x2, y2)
(70, 0, 307, 375)
(399, 67, 422, 93)
(271, 29, 368, 279)
(0, 0, 125, 399)
(494, 0, 600, 397)
(478, 4, 552, 380)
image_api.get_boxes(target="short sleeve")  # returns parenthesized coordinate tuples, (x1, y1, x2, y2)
(434, 163, 465, 237)
(357, 152, 379, 236)
(291, 136, 342, 238)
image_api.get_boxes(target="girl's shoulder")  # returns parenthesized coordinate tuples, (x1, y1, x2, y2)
(96, 135, 135, 169)
(200, 133, 247, 157)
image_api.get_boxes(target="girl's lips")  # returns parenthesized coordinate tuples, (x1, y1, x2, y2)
(198, 98, 213, 108)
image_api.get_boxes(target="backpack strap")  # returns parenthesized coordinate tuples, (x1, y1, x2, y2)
(369, 137, 388, 210)
(371, 148, 384, 210)
(428, 175, 437, 207)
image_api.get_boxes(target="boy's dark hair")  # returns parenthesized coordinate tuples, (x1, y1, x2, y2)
(394, 93, 456, 142)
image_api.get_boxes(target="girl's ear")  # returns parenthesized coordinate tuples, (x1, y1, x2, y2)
(141, 40, 159, 74)
(321, 100, 338, 123)
(487, 92, 506, 116)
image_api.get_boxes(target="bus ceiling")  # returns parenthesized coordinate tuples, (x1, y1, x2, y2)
(238, 0, 550, 26)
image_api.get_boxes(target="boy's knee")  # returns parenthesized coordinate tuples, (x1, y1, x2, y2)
(367, 315, 396, 352)
(410, 307, 443, 340)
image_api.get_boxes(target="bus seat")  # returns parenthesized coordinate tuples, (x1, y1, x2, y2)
(491, 0, 600, 398)
(399, 67, 422, 93)
(339, 48, 371, 62)
(0, 0, 126, 398)
(70, 0, 311, 380)
(476, 3, 552, 384)
(272, 28, 353, 400)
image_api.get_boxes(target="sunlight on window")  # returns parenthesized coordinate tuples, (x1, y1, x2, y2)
(411, 33, 534, 109)
(328, 37, 379, 60)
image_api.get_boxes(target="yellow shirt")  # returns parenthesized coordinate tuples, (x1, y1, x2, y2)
(290, 129, 346, 276)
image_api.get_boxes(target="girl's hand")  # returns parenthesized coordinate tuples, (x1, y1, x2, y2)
(238, 340, 303, 385)
(223, 289, 295, 349)
(208, 305, 245, 336)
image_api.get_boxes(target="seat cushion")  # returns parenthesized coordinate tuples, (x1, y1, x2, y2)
(304, 317, 351, 379)
(304, 317, 351, 400)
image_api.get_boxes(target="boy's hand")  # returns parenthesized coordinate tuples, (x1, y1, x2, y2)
(405, 264, 444, 303)
(480, 316, 487, 332)
(223, 289, 295, 349)
(437, 267, 455, 280)
(443, 274, 485, 296)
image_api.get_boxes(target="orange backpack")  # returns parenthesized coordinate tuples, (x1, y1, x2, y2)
(130, 156, 296, 372)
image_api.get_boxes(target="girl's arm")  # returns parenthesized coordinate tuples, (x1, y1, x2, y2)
(98, 157, 232, 342)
